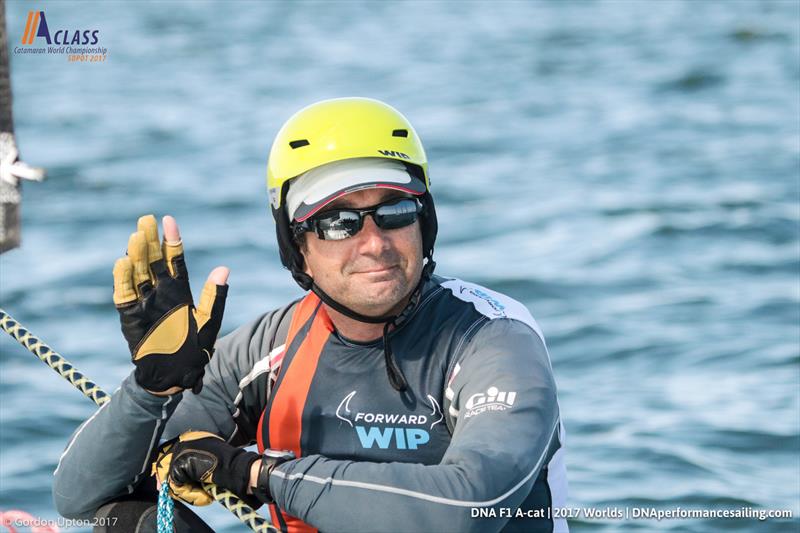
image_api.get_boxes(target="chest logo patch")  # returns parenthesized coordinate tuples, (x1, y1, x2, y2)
(335, 391, 443, 450)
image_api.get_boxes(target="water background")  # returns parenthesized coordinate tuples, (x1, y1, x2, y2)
(1, 1, 798, 531)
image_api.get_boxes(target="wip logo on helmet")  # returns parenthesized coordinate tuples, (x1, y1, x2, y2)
(377, 150, 410, 160)
(20, 11, 99, 46)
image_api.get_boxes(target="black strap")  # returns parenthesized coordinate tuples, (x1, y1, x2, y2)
(309, 259, 436, 392)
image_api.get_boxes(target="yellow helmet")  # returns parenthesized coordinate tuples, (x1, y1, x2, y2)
(266, 97, 430, 211)
(267, 97, 438, 295)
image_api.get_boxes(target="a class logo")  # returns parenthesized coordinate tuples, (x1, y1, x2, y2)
(21, 10, 98, 45)
(21, 10, 49, 44)
(15, 11, 108, 62)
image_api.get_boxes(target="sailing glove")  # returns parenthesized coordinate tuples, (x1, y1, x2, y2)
(153, 431, 261, 507)
(113, 215, 227, 394)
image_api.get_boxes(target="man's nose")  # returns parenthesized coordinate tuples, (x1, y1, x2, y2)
(357, 215, 390, 252)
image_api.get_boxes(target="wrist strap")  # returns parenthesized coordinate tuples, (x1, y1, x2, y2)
(252, 449, 295, 504)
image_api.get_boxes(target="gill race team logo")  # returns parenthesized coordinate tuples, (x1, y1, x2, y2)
(464, 386, 517, 418)
(15, 10, 108, 62)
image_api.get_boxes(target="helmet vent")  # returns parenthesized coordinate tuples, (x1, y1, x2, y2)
(289, 139, 310, 149)
(392, 129, 408, 138)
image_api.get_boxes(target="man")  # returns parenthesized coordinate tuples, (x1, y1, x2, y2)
(53, 97, 568, 532)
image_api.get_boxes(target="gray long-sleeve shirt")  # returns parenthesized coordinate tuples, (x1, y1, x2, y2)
(53, 275, 568, 532)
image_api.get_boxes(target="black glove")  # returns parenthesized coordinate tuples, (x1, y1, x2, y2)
(154, 431, 261, 505)
(112, 215, 227, 393)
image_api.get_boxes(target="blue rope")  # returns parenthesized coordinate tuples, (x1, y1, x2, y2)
(157, 480, 175, 533)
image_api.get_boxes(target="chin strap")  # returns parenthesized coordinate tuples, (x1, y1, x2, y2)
(382, 321, 406, 391)
(309, 282, 396, 324)
(306, 259, 436, 392)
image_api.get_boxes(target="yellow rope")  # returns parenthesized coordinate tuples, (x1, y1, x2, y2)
(204, 482, 278, 532)
(0, 307, 275, 532)
(0, 309, 110, 406)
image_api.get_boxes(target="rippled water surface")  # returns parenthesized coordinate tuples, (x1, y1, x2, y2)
(1, 1, 798, 531)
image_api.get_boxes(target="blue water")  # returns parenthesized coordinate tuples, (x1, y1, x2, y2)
(1, 1, 798, 531)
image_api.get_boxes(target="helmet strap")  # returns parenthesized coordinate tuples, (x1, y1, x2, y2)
(307, 257, 436, 392)
(310, 281, 393, 324)
(308, 257, 435, 325)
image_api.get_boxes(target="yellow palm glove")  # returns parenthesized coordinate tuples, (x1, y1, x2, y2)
(153, 431, 216, 506)
(113, 215, 228, 393)
(152, 430, 262, 507)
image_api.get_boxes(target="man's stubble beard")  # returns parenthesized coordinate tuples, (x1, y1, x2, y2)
(340, 268, 418, 317)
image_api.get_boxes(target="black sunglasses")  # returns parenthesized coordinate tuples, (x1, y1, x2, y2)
(293, 197, 423, 241)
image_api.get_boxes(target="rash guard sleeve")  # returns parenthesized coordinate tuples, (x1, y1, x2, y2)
(268, 318, 564, 533)
(52, 304, 295, 519)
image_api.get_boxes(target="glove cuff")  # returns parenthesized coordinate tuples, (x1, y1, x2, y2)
(226, 449, 262, 498)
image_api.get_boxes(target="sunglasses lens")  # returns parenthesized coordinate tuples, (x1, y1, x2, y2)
(317, 211, 362, 240)
(375, 199, 420, 230)
(304, 198, 421, 240)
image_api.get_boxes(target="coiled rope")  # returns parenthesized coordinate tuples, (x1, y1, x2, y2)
(0, 307, 276, 532)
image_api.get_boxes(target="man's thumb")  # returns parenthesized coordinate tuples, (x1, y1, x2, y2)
(207, 266, 230, 286)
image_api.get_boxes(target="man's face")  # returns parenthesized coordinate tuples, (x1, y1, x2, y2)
(300, 188, 424, 317)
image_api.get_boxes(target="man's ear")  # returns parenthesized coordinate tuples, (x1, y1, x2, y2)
(292, 233, 312, 276)
(299, 239, 313, 277)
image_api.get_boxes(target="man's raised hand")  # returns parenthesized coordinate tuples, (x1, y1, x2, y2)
(112, 215, 229, 396)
